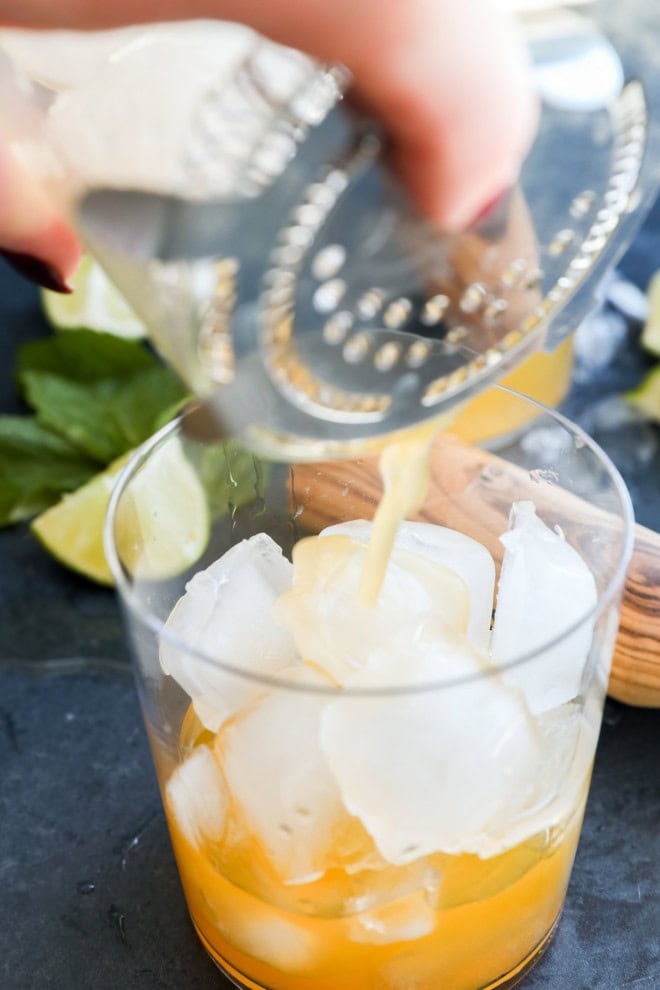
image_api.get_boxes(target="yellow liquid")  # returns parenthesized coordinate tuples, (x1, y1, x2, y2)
(162, 710, 588, 990)
(450, 336, 575, 445)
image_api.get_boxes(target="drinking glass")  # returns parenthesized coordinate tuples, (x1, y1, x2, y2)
(104, 387, 633, 990)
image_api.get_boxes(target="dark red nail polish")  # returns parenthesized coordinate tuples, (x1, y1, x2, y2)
(0, 249, 73, 293)
(469, 186, 513, 239)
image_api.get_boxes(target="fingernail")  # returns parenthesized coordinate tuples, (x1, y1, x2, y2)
(468, 186, 514, 240)
(0, 249, 73, 293)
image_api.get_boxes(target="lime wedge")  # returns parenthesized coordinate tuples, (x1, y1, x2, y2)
(641, 270, 660, 358)
(41, 255, 146, 339)
(627, 364, 660, 424)
(112, 436, 210, 581)
(31, 436, 209, 584)
(31, 452, 131, 585)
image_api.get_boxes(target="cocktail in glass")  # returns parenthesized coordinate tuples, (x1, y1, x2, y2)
(104, 386, 633, 990)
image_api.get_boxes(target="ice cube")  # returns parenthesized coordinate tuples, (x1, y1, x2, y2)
(348, 888, 436, 945)
(490, 501, 598, 714)
(320, 619, 541, 864)
(215, 665, 348, 884)
(474, 700, 597, 857)
(160, 533, 298, 731)
(323, 520, 495, 652)
(165, 745, 228, 850)
(274, 534, 469, 684)
(226, 914, 319, 974)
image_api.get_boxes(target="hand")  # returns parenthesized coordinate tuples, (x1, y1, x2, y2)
(0, 0, 537, 290)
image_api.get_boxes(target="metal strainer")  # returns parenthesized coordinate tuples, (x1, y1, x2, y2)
(69, 0, 660, 459)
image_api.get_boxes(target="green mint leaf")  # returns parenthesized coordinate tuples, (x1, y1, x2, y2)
(0, 416, 98, 526)
(20, 370, 128, 463)
(17, 329, 190, 462)
(17, 327, 154, 383)
(108, 367, 189, 448)
(20, 366, 189, 463)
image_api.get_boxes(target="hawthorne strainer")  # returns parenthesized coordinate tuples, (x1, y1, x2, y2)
(1, 1, 658, 459)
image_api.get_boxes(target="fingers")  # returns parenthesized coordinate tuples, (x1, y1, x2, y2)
(345, 0, 538, 230)
(0, 139, 81, 290)
(0, 0, 536, 245)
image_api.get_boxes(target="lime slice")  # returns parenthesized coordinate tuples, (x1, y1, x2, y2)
(31, 452, 131, 585)
(113, 436, 210, 581)
(41, 255, 146, 339)
(627, 364, 660, 424)
(641, 270, 660, 358)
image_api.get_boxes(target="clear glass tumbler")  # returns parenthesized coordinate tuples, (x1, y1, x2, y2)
(105, 387, 634, 990)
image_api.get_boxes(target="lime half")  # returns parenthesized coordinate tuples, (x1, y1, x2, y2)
(42, 255, 146, 339)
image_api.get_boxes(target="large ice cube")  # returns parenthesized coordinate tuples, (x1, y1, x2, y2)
(160, 533, 298, 731)
(274, 534, 469, 684)
(165, 745, 228, 850)
(320, 618, 541, 864)
(490, 501, 598, 714)
(215, 665, 349, 884)
(323, 520, 495, 652)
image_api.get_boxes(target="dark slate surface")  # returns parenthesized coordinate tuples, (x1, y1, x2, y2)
(1, 202, 659, 989)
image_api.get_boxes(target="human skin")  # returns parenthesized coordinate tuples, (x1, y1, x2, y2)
(0, 0, 537, 289)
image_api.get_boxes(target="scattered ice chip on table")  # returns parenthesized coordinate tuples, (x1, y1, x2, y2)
(165, 745, 228, 850)
(214, 665, 349, 885)
(320, 619, 541, 864)
(490, 501, 598, 714)
(322, 520, 495, 652)
(274, 534, 469, 683)
(160, 533, 298, 731)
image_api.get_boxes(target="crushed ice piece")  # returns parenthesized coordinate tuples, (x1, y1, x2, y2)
(165, 745, 228, 850)
(322, 520, 495, 652)
(215, 665, 348, 884)
(160, 534, 298, 731)
(348, 889, 436, 945)
(320, 620, 541, 864)
(490, 501, 597, 714)
(274, 533, 469, 684)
